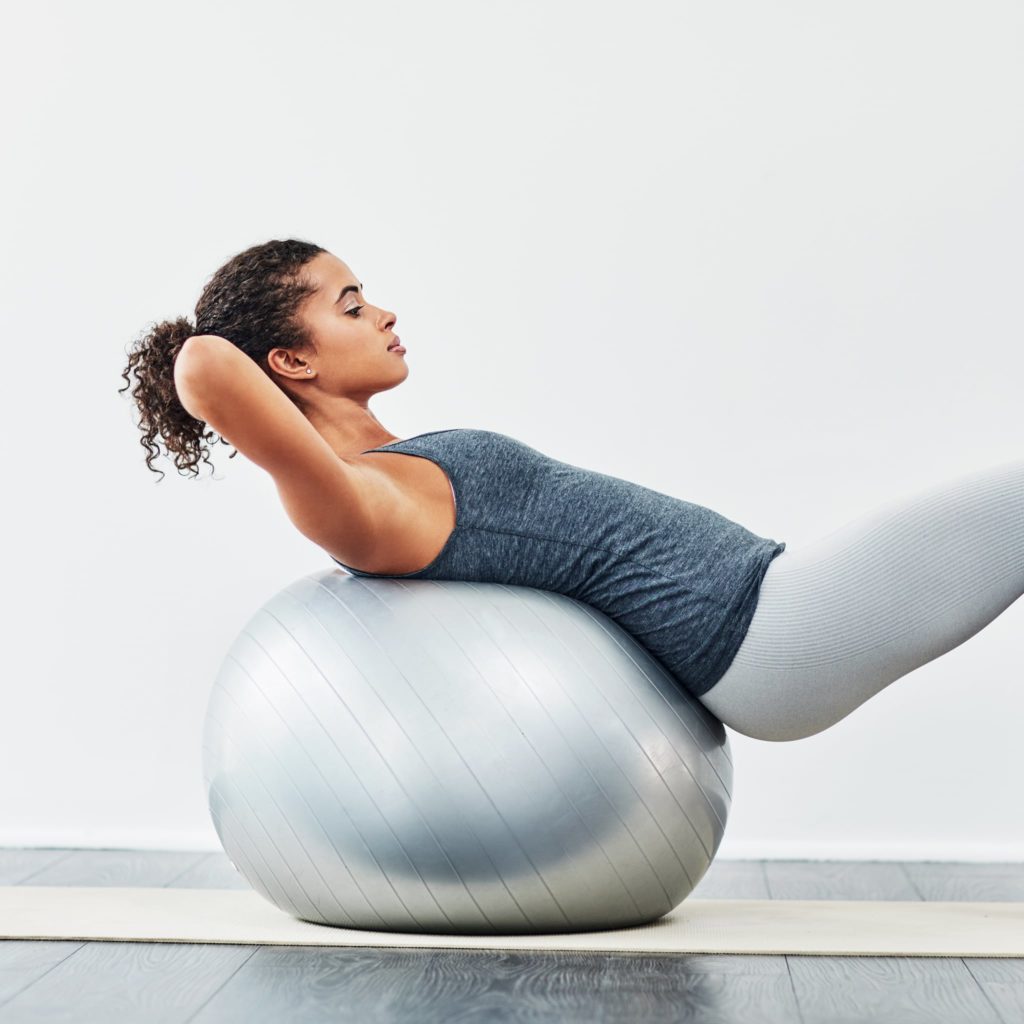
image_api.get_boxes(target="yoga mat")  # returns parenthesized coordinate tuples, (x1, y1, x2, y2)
(1, 888, 1022, 957)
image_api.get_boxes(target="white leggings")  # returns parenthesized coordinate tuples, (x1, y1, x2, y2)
(697, 456, 1024, 741)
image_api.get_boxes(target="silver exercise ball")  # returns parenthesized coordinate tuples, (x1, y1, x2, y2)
(201, 571, 732, 935)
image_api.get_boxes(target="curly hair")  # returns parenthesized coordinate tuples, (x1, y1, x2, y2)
(118, 237, 328, 481)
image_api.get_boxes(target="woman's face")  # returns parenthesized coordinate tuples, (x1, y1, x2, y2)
(279, 251, 407, 397)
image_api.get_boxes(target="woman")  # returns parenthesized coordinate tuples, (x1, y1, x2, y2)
(120, 238, 1024, 743)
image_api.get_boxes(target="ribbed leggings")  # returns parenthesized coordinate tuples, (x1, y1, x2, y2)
(696, 456, 1024, 741)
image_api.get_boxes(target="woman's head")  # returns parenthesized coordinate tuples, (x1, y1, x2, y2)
(279, 250, 405, 416)
(118, 238, 404, 480)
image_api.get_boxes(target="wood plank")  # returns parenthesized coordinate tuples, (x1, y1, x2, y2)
(963, 957, 1024, 1024)
(964, 957, 1024, 982)
(0, 941, 84, 1006)
(593, 951, 797, 1020)
(690, 858, 771, 899)
(19, 850, 209, 888)
(165, 853, 249, 890)
(189, 946, 798, 1024)
(764, 860, 919, 900)
(0, 941, 258, 1022)
(0, 850, 76, 885)
(903, 862, 1024, 902)
(787, 955, 1006, 1023)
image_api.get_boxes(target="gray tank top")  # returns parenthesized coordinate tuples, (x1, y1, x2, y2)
(331, 429, 785, 698)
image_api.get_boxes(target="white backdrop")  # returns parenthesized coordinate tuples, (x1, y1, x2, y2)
(1, 0, 1021, 860)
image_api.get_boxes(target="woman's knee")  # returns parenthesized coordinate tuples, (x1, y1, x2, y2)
(697, 686, 840, 742)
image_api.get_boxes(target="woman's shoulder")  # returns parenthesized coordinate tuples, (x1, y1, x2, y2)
(334, 447, 458, 575)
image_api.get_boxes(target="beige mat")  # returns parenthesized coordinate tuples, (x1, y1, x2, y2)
(1, 887, 1022, 957)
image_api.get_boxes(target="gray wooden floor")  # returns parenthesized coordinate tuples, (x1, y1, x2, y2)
(0, 849, 1022, 1022)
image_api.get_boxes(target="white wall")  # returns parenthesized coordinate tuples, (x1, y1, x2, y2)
(2, 0, 1022, 861)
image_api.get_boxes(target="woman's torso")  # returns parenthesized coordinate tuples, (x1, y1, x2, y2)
(327, 428, 787, 699)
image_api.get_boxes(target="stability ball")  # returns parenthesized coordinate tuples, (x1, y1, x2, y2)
(201, 571, 732, 935)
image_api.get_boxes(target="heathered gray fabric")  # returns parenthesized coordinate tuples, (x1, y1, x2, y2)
(699, 454, 1024, 741)
(330, 428, 786, 698)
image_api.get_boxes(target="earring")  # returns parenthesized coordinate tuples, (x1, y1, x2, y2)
(305, 368, 312, 374)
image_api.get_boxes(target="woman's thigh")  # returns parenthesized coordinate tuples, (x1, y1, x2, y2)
(697, 456, 1024, 741)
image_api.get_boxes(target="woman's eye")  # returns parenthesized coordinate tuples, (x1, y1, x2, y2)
(345, 305, 365, 318)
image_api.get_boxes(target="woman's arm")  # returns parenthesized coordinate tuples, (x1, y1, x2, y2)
(173, 335, 391, 565)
